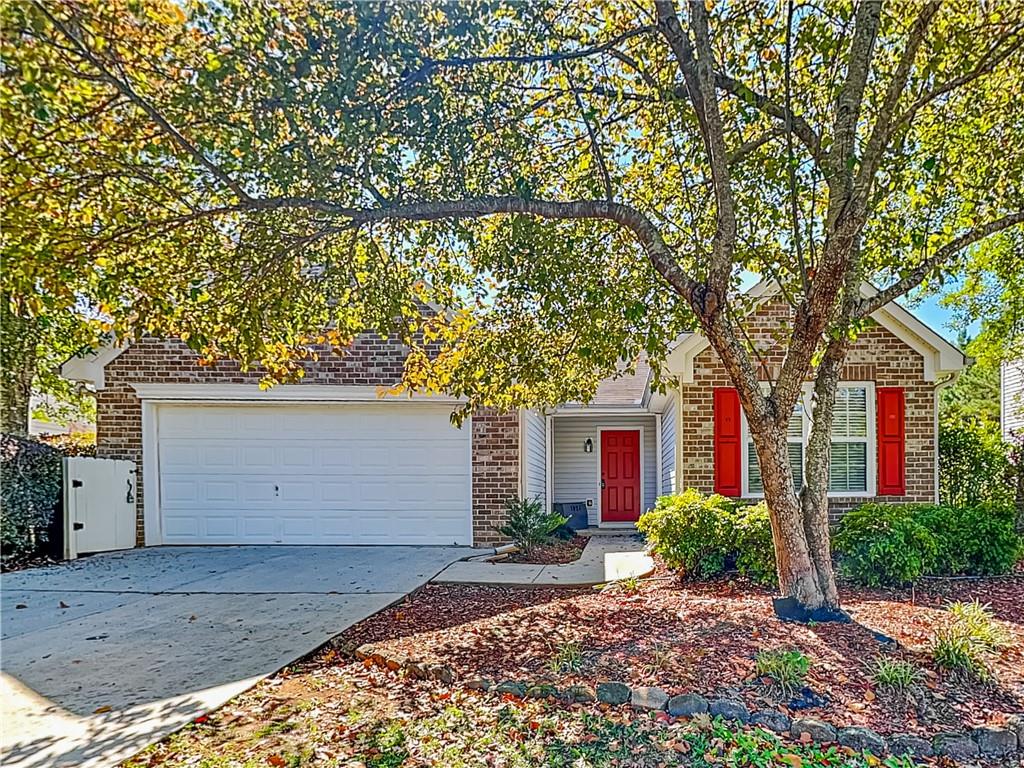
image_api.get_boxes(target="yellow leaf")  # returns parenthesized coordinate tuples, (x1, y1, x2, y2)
(778, 754, 803, 768)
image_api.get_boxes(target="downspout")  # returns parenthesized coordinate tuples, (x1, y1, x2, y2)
(932, 371, 960, 504)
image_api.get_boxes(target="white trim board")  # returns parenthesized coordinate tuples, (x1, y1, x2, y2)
(130, 383, 466, 404)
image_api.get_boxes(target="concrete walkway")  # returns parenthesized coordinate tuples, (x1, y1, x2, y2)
(432, 534, 654, 586)
(1, 545, 464, 768)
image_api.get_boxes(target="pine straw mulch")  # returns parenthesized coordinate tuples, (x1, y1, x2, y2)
(503, 535, 589, 565)
(333, 569, 1024, 740)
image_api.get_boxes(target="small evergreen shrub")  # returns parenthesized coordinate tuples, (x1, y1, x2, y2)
(754, 648, 809, 696)
(917, 503, 1020, 576)
(636, 489, 733, 578)
(496, 496, 568, 553)
(945, 601, 1008, 651)
(832, 504, 938, 587)
(870, 657, 923, 696)
(727, 502, 777, 586)
(637, 491, 778, 585)
(1, 434, 63, 560)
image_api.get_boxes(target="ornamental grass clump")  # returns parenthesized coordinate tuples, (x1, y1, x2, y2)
(754, 648, 809, 696)
(932, 600, 1007, 681)
(870, 657, 923, 697)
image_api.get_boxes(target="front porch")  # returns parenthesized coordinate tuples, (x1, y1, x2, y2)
(546, 411, 663, 528)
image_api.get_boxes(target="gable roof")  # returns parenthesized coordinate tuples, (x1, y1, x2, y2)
(664, 280, 967, 383)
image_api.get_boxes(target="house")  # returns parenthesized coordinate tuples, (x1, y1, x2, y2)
(1001, 358, 1024, 440)
(62, 283, 966, 548)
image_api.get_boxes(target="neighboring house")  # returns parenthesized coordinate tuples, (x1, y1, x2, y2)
(1001, 358, 1024, 440)
(62, 282, 965, 548)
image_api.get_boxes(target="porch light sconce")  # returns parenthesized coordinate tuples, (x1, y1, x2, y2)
(583, 438, 594, 453)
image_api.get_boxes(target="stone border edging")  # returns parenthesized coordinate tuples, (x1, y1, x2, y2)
(353, 645, 1022, 761)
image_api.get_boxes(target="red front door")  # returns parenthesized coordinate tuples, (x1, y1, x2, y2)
(600, 430, 641, 522)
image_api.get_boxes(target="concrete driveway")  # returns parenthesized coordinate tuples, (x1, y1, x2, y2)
(0, 546, 465, 768)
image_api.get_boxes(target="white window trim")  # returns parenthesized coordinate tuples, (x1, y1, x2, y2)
(740, 382, 876, 499)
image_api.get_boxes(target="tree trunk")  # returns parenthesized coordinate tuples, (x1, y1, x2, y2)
(799, 340, 849, 610)
(1, 295, 37, 437)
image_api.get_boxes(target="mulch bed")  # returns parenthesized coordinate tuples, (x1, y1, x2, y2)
(335, 567, 1024, 740)
(503, 535, 589, 565)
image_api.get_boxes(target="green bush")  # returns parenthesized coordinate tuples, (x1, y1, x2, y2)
(637, 490, 777, 585)
(870, 657, 923, 696)
(835, 502, 1021, 586)
(833, 503, 938, 587)
(917, 502, 1020, 576)
(932, 602, 1007, 682)
(496, 496, 568, 553)
(1, 434, 62, 560)
(939, 415, 1013, 508)
(636, 490, 732, 578)
(727, 502, 777, 586)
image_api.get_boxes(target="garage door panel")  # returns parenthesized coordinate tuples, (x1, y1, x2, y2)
(157, 404, 472, 545)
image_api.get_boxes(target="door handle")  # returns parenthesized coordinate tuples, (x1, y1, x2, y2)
(600, 479, 606, 489)
(126, 477, 135, 504)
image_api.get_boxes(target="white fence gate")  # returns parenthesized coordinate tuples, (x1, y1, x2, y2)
(63, 457, 137, 559)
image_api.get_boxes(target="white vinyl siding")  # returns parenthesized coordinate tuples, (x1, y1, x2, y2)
(829, 386, 869, 493)
(661, 393, 677, 494)
(1002, 359, 1024, 440)
(552, 415, 657, 526)
(522, 410, 547, 505)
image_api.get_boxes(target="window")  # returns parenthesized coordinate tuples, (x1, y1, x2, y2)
(746, 401, 805, 494)
(829, 386, 869, 493)
(742, 383, 875, 498)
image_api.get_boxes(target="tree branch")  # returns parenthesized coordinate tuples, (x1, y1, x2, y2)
(828, 0, 882, 184)
(854, 3, 940, 196)
(857, 211, 1024, 317)
(885, 25, 1024, 142)
(421, 25, 656, 70)
(33, 1, 252, 203)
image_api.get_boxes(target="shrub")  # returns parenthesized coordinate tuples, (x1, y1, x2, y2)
(917, 503, 1021, 576)
(870, 657, 923, 696)
(636, 489, 732, 578)
(939, 415, 1013, 509)
(832, 504, 938, 587)
(727, 502, 777, 586)
(638, 491, 778, 585)
(496, 496, 568, 553)
(40, 431, 97, 457)
(1, 434, 63, 560)
(755, 648, 809, 696)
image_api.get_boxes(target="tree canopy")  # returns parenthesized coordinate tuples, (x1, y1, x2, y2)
(4, 0, 1021, 408)
(4, 0, 1023, 610)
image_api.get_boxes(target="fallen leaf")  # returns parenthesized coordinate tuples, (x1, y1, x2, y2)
(267, 756, 285, 767)
(59, 601, 70, 609)
(778, 754, 803, 768)
(93, 705, 111, 714)
(863, 689, 876, 702)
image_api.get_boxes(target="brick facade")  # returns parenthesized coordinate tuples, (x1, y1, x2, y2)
(471, 409, 521, 546)
(678, 297, 937, 519)
(95, 336, 519, 547)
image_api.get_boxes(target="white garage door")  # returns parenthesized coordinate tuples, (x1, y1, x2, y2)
(156, 404, 472, 545)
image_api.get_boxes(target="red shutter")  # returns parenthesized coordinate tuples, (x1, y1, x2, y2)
(713, 388, 742, 497)
(877, 387, 906, 496)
